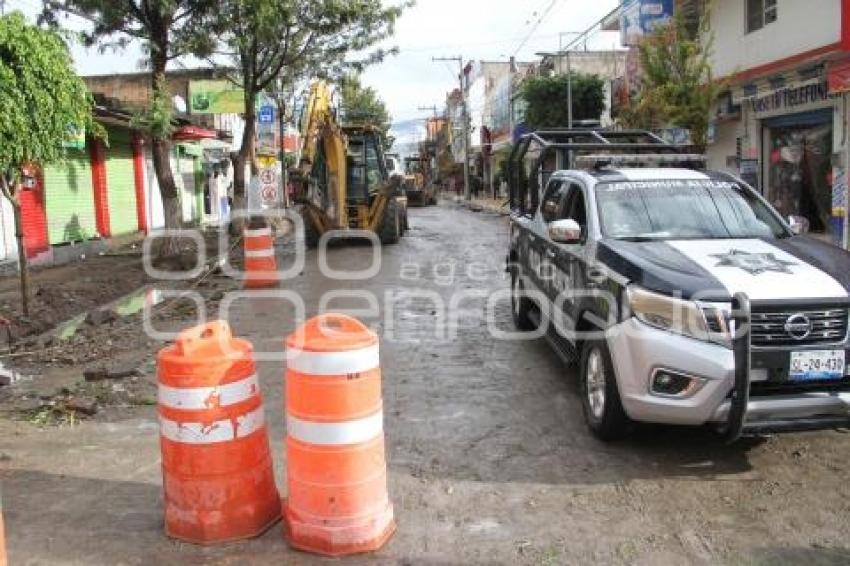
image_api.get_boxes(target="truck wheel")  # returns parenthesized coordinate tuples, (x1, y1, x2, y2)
(510, 272, 537, 331)
(379, 199, 401, 245)
(580, 339, 631, 441)
(303, 215, 321, 249)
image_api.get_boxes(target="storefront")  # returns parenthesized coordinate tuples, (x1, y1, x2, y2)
(103, 127, 141, 236)
(42, 145, 98, 245)
(709, 71, 844, 244)
(762, 107, 833, 234)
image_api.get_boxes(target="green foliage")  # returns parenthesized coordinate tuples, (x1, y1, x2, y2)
(618, 10, 724, 147)
(521, 73, 606, 130)
(0, 12, 95, 188)
(130, 75, 174, 139)
(42, 1, 217, 141)
(214, 0, 409, 102)
(340, 74, 393, 148)
(41, 1, 216, 64)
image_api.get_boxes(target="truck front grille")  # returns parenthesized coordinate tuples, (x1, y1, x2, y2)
(750, 306, 848, 347)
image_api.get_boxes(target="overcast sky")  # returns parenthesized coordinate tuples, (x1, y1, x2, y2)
(7, 0, 620, 142)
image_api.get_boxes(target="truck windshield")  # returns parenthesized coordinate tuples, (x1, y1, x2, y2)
(595, 180, 790, 240)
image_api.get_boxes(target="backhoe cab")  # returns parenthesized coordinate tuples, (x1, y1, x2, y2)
(291, 81, 407, 249)
(402, 154, 436, 206)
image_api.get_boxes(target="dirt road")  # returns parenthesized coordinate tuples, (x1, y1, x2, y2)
(1, 204, 849, 565)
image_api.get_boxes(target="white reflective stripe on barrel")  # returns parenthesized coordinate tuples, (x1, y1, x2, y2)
(160, 406, 265, 444)
(245, 248, 275, 258)
(287, 411, 383, 446)
(244, 227, 272, 238)
(286, 343, 379, 376)
(158, 373, 259, 410)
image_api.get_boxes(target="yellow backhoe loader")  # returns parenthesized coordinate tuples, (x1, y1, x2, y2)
(291, 81, 407, 248)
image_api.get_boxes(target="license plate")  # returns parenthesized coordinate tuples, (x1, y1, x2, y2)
(789, 350, 846, 381)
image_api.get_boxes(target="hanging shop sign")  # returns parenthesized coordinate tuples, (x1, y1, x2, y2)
(189, 80, 245, 114)
(749, 82, 831, 115)
(620, 0, 674, 47)
(828, 60, 850, 94)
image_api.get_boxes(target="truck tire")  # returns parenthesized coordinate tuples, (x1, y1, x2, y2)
(303, 215, 321, 249)
(379, 199, 401, 245)
(579, 339, 631, 441)
(510, 272, 537, 331)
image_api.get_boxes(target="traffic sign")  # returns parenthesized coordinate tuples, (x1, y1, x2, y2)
(261, 184, 278, 203)
(258, 105, 275, 124)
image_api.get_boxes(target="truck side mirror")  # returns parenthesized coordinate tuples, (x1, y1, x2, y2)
(549, 219, 582, 244)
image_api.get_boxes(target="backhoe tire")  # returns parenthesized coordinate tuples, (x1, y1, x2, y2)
(303, 216, 321, 249)
(379, 199, 401, 245)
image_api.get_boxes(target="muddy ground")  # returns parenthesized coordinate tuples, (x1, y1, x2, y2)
(0, 204, 849, 565)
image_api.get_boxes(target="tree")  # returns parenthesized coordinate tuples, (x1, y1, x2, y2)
(210, 0, 407, 214)
(0, 12, 97, 315)
(339, 74, 394, 149)
(521, 73, 606, 130)
(42, 0, 216, 256)
(617, 10, 723, 148)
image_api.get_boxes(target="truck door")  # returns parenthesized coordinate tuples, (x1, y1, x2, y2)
(528, 179, 569, 314)
(547, 181, 588, 335)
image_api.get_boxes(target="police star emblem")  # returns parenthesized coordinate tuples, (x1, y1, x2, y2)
(711, 249, 797, 275)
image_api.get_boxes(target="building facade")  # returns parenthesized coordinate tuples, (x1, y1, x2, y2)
(704, 0, 850, 246)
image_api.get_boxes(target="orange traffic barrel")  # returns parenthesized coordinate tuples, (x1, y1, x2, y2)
(283, 314, 395, 556)
(0, 490, 6, 566)
(243, 222, 278, 288)
(157, 321, 281, 544)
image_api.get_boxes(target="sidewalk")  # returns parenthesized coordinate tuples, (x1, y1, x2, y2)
(450, 195, 511, 216)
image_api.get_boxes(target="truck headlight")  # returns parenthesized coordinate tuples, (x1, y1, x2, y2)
(627, 286, 712, 342)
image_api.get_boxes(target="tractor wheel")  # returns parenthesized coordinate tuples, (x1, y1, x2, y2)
(303, 214, 321, 249)
(379, 199, 401, 245)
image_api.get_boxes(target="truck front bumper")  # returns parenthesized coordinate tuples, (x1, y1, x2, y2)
(606, 318, 850, 430)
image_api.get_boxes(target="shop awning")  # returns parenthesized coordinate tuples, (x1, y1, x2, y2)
(172, 125, 218, 141)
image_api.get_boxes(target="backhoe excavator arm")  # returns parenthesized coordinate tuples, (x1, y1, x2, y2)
(293, 81, 348, 230)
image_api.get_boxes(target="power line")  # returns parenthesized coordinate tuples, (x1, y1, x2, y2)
(396, 31, 564, 54)
(512, 0, 561, 57)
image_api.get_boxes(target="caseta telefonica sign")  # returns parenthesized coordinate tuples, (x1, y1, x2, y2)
(750, 82, 833, 114)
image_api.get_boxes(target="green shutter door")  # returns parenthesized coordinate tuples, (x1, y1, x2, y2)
(43, 149, 97, 245)
(105, 129, 138, 235)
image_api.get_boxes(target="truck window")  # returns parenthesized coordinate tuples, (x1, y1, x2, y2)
(541, 180, 567, 222)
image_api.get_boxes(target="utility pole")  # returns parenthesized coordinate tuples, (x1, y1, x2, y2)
(558, 32, 583, 129)
(433, 56, 471, 201)
(274, 77, 291, 208)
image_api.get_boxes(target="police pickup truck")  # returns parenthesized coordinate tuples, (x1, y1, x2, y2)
(507, 130, 850, 441)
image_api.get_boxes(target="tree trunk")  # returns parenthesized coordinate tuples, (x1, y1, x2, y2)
(150, 57, 182, 259)
(230, 91, 258, 233)
(234, 93, 258, 201)
(11, 199, 29, 317)
(0, 175, 29, 316)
